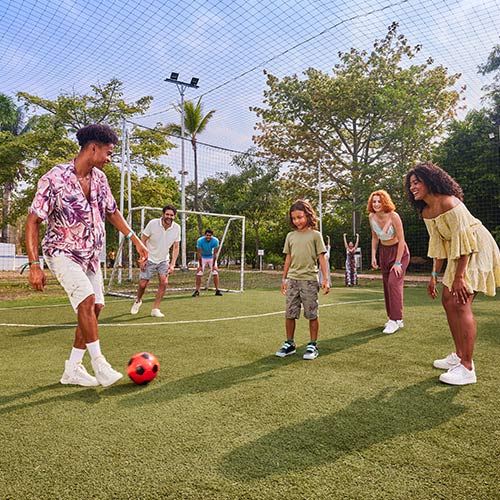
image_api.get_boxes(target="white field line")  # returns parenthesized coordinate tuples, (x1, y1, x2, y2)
(0, 298, 384, 328)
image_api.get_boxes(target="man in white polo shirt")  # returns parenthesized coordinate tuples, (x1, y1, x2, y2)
(130, 205, 180, 317)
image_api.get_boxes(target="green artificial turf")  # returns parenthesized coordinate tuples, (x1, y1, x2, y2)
(0, 280, 499, 500)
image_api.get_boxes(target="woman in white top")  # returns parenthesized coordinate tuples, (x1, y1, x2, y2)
(367, 190, 410, 334)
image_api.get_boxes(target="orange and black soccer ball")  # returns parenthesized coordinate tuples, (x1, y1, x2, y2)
(127, 352, 160, 385)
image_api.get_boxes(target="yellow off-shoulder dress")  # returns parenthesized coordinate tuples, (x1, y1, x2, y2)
(424, 203, 500, 296)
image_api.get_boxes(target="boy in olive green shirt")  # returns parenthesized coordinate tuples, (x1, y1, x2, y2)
(276, 200, 330, 360)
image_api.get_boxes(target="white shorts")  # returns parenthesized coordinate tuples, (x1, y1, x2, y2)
(44, 254, 104, 313)
(196, 257, 218, 276)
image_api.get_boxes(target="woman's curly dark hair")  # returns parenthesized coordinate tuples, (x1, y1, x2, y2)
(289, 199, 318, 230)
(405, 161, 463, 215)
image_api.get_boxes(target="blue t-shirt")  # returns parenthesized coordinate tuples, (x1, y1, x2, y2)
(197, 235, 219, 258)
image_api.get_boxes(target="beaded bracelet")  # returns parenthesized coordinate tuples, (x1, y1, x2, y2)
(394, 261, 402, 266)
(431, 271, 440, 277)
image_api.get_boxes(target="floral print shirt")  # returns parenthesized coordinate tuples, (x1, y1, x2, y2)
(29, 160, 117, 273)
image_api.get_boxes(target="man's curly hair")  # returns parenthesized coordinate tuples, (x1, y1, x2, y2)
(405, 161, 463, 215)
(76, 124, 119, 149)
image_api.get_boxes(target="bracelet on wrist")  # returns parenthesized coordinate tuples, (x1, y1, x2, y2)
(20, 261, 40, 274)
(431, 271, 440, 277)
(126, 230, 136, 240)
(394, 261, 402, 266)
(281, 278, 287, 283)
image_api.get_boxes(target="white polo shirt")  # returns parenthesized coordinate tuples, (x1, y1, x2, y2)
(142, 218, 181, 264)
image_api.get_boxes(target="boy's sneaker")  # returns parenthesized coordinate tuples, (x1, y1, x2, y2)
(433, 352, 461, 370)
(439, 363, 477, 385)
(192, 290, 200, 297)
(151, 308, 165, 318)
(130, 300, 142, 315)
(303, 344, 319, 360)
(91, 355, 123, 387)
(60, 360, 99, 387)
(215, 289, 223, 296)
(275, 341, 296, 358)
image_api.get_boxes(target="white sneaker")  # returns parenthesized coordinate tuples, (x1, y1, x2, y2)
(439, 363, 477, 385)
(60, 360, 99, 387)
(91, 355, 123, 387)
(433, 352, 461, 370)
(383, 319, 401, 334)
(151, 308, 165, 318)
(130, 300, 142, 315)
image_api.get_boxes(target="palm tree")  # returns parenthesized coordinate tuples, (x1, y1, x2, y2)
(0, 93, 30, 243)
(168, 97, 215, 235)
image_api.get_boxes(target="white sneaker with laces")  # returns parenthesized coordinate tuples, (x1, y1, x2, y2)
(433, 352, 461, 370)
(383, 319, 401, 334)
(60, 360, 99, 387)
(130, 300, 142, 315)
(151, 308, 165, 318)
(91, 355, 123, 387)
(439, 363, 477, 385)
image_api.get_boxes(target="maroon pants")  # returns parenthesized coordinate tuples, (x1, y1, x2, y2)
(379, 242, 410, 321)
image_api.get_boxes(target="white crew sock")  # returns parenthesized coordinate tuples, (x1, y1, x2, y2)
(69, 347, 86, 364)
(86, 340, 102, 360)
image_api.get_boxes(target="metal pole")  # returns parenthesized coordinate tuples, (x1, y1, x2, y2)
(118, 120, 126, 284)
(178, 84, 187, 270)
(317, 162, 323, 235)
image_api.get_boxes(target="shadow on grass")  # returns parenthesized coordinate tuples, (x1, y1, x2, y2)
(0, 383, 101, 415)
(120, 328, 383, 407)
(219, 377, 465, 481)
(14, 326, 75, 337)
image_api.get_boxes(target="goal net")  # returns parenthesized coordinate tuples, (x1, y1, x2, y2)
(106, 206, 246, 298)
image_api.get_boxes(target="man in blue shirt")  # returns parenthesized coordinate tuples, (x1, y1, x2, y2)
(192, 229, 222, 296)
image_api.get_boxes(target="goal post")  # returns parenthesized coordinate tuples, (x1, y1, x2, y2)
(106, 206, 245, 297)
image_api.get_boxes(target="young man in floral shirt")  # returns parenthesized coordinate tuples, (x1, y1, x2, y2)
(25, 124, 148, 387)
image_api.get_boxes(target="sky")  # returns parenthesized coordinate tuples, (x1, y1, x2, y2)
(1, 0, 499, 179)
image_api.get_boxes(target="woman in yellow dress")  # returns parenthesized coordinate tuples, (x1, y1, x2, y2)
(406, 162, 500, 385)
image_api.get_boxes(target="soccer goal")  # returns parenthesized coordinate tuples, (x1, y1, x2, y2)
(106, 206, 246, 298)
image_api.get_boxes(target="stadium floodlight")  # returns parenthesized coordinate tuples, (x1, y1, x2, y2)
(164, 73, 201, 270)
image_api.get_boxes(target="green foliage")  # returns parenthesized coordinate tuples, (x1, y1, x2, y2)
(433, 109, 500, 240)
(252, 23, 462, 231)
(168, 97, 215, 233)
(195, 149, 287, 266)
(18, 78, 153, 129)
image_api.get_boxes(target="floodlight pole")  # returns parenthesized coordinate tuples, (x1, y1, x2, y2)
(165, 73, 199, 270)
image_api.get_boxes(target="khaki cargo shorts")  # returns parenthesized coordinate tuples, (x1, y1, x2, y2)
(285, 278, 320, 320)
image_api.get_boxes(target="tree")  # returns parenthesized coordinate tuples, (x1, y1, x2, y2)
(196, 149, 285, 266)
(8, 81, 177, 251)
(0, 94, 32, 242)
(252, 23, 462, 232)
(433, 113, 500, 244)
(18, 78, 152, 130)
(168, 97, 215, 234)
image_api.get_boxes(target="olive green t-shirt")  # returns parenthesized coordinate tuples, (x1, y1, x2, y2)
(283, 229, 327, 280)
